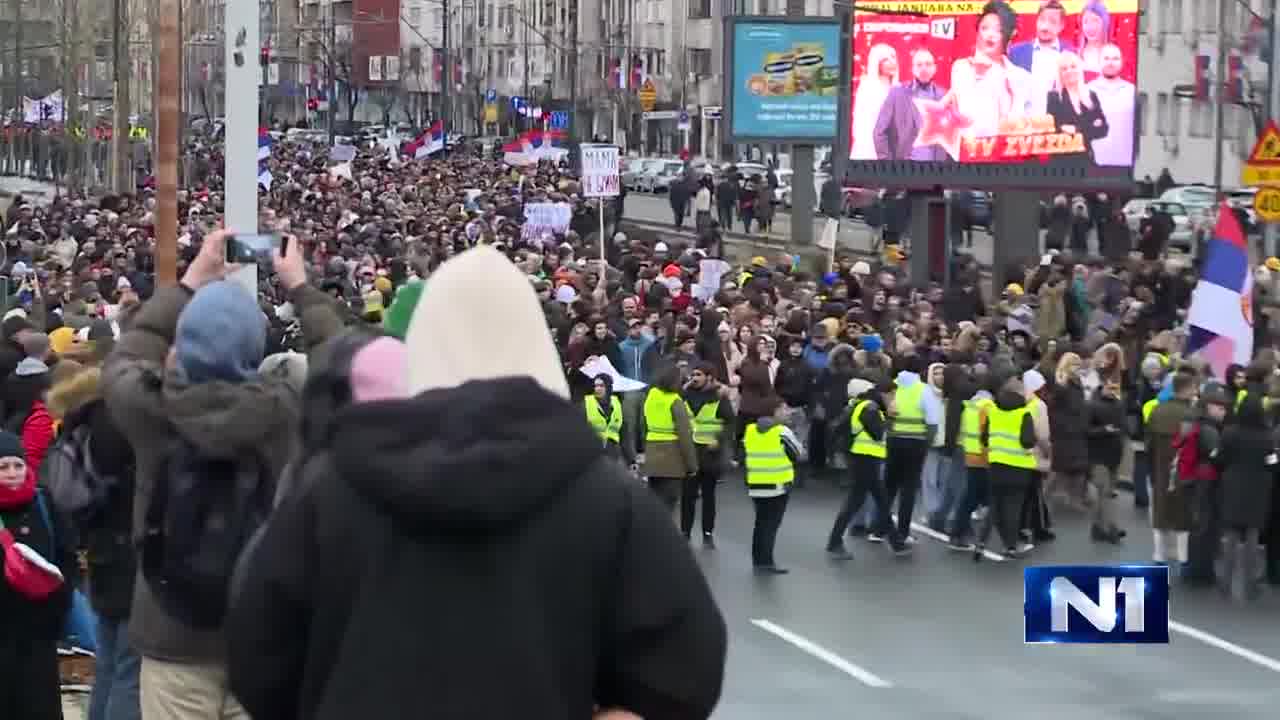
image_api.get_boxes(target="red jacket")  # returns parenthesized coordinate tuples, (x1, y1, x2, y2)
(21, 401, 54, 480)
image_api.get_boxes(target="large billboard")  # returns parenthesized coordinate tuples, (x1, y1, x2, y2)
(848, 0, 1139, 189)
(725, 17, 842, 143)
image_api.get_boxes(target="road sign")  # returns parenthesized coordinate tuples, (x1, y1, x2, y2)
(678, 111, 691, 131)
(638, 79, 657, 112)
(486, 88, 497, 103)
(1241, 120, 1280, 186)
(581, 143, 620, 198)
(549, 111, 569, 129)
(642, 110, 678, 120)
(702, 105, 722, 120)
(1255, 187, 1280, 223)
(511, 96, 525, 110)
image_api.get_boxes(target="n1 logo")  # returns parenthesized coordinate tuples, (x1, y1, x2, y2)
(930, 18, 955, 40)
(1024, 565, 1169, 644)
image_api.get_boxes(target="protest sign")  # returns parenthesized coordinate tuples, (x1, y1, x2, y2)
(521, 202, 573, 240)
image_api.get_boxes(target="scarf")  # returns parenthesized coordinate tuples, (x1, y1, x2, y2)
(0, 468, 36, 511)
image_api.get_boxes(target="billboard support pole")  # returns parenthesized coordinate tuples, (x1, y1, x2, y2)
(833, 2, 852, 189)
(1266, 1, 1279, 256)
(788, 4, 815, 248)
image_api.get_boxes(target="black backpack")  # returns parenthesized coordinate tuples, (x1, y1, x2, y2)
(141, 436, 273, 629)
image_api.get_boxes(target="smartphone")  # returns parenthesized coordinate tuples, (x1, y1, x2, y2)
(226, 233, 284, 264)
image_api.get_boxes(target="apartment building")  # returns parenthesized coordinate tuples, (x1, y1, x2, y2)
(1135, 0, 1272, 186)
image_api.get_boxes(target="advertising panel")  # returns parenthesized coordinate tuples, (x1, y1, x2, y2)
(850, 0, 1138, 177)
(726, 17, 841, 142)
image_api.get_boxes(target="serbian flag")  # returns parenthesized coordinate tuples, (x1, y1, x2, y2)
(1186, 201, 1254, 379)
(405, 120, 445, 159)
(257, 128, 273, 190)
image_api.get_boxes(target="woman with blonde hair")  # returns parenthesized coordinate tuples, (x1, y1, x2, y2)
(852, 43, 900, 159)
(1049, 352, 1091, 511)
(1046, 51, 1109, 161)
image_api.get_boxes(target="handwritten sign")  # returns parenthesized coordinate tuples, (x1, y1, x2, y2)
(521, 202, 573, 239)
(581, 144, 620, 198)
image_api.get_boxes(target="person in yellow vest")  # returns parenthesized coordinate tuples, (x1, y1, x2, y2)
(584, 374, 630, 463)
(680, 362, 735, 547)
(744, 405, 804, 574)
(826, 377, 889, 559)
(874, 356, 939, 555)
(640, 363, 698, 513)
(981, 373, 1039, 559)
(951, 376, 995, 552)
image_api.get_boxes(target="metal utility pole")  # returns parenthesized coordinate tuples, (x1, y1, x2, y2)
(522, 0, 530, 131)
(787, 0, 815, 246)
(111, 0, 131, 192)
(327, 3, 336, 144)
(156, 0, 179, 286)
(14, 0, 24, 126)
(1266, 0, 1279, 255)
(1214, 0, 1230, 194)
(442, 0, 451, 133)
(568, 0, 579, 166)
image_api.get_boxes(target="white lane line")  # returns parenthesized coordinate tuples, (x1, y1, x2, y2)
(750, 618, 894, 688)
(909, 521, 1007, 562)
(1169, 620, 1280, 674)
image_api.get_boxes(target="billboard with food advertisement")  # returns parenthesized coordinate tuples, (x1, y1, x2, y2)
(725, 17, 841, 142)
(847, 0, 1139, 189)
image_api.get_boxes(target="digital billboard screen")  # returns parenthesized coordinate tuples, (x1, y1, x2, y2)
(849, 0, 1138, 186)
(726, 18, 841, 142)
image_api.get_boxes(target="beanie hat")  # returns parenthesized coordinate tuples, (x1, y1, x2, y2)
(373, 276, 393, 294)
(0, 430, 24, 460)
(382, 279, 425, 340)
(259, 352, 309, 394)
(860, 334, 883, 354)
(14, 358, 48, 377)
(349, 337, 409, 403)
(175, 281, 266, 384)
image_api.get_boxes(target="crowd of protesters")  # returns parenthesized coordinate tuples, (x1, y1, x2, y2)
(0, 130, 1278, 719)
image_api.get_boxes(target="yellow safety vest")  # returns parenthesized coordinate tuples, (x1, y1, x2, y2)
(986, 405, 1036, 469)
(584, 395, 622, 444)
(961, 396, 993, 455)
(1143, 397, 1159, 423)
(890, 382, 927, 438)
(644, 388, 685, 443)
(690, 400, 724, 446)
(849, 399, 886, 458)
(744, 423, 794, 488)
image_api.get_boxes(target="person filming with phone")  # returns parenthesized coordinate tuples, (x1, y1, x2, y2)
(102, 229, 342, 719)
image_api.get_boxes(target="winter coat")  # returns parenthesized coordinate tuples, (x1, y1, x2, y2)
(1036, 282, 1067, 340)
(639, 387, 700, 479)
(1216, 398, 1277, 529)
(685, 386, 736, 474)
(1049, 379, 1090, 474)
(1085, 392, 1127, 470)
(775, 357, 815, 408)
(0, 489, 75, 720)
(1146, 397, 1194, 531)
(226, 377, 727, 720)
(102, 283, 342, 664)
(47, 367, 138, 620)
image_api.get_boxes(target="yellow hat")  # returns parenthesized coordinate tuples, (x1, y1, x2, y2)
(363, 290, 385, 314)
(1266, 257, 1280, 272)
(750, 256, 768, 268)
(1005, 283, 1024, 296)
(49, 327, 77, 355)
(374, 276, 393, 294)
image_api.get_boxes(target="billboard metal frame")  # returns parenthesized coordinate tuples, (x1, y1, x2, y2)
(722, 15, 842, 145)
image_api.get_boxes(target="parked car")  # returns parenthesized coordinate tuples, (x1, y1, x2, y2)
(774, 169, 793, 205)
(780, 171, 831, 210)
(621, 158, 649, 190)
(1159, 185, 1216, 234)
(1226, 187, 1259, 233)
(635, 158, 672, 192)
(1125, 198, 1193, 248)
(650, 161, 688, 193)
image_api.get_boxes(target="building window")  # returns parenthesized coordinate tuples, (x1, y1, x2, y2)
(689, 0, 711, 18)
(1189, 99, 1211, 137)
(409, 47, 422, 71)
(409, 6, 422, 25)
(1162, 0, 1182, 33)
(1156, 91, 1170, 135)
(1137, 92, 1148, 135)
(689, 48, 712, 76)
(1138, 0, 1148, 33)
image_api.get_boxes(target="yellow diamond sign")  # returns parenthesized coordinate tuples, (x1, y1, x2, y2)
(1241, 120, 1280, 186)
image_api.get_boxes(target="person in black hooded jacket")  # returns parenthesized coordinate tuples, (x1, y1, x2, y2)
(228, 247, 726, 720)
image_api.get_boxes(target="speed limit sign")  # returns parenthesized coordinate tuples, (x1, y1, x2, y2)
(1254, 187, 1280, 223)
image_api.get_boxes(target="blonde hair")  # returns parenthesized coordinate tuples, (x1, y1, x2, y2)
(1056, 51, 1093, 111)
(864, 44, 900, 84)
(1056, 351, 1083, 386)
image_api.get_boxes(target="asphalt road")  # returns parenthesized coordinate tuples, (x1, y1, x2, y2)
(624, 192, 1000, 268)
(699, 472, 1280, 720)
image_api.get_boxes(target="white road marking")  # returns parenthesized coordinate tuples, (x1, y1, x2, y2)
(909, 521, 1007, 562)
(1169, 620, 1280, 674)
(750, 618, 894, 688)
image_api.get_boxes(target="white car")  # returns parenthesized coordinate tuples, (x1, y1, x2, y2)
(773, 169, 793, 205)
(781, 171, 831, 210)
(649, 161, 688, 193)
(1158, 185, 1217, 233)
(1125, 198, 1193, 248)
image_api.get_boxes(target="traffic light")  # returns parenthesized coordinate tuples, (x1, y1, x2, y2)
(261, 45, 270, 67)
(307, 97, 319, 111)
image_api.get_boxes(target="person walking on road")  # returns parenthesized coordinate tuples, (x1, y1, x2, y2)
(827, 378, 889, 559)
(584, 373, 630, 464)
(1214, 392, 1276, 602)
(682, 362, 735, 546)
(981, 374, 1039, 560)
(874, 355, 939, 555)
(1146, 369, 1197, 573)
(1085, 379, 1127, 544)
(715, 172, 738, 232)
(745, 406, 804, 574)
(227, 246, 728, 720)
(641, 362, 699, 514)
